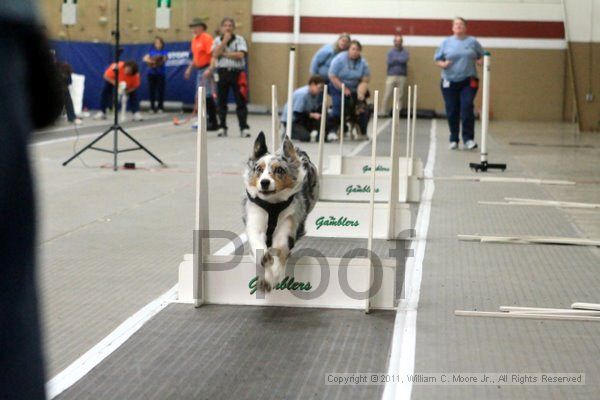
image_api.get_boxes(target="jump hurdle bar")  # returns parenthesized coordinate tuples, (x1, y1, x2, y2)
(178, 86, 397, 311)
(469, 52, 507, 172)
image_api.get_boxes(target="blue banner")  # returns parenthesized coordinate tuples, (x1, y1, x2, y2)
(51, 40, 197, 110)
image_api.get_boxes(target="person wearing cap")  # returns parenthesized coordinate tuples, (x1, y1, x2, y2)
(209, 17, 251, 138)
(310, 34, 351, 84)
(184, 18, 218, 130)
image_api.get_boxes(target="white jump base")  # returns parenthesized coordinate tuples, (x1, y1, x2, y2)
(178, 253, 396, 310)
(327, 154, 424, 178)
(305, 201, 411, 239)
(319, 173, 421, 203)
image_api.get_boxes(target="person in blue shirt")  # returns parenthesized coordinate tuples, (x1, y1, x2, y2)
(434, 17, 484, 150)
(281, 75, 327, 142)
(309, 33, 351, 83)
(328, 40, 371, 140)
(143, 37, 168, 113)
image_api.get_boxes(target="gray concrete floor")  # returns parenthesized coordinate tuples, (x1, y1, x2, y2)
(33, 114, 600, 398)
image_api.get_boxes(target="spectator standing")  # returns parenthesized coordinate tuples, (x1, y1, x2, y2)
(94, 60, 143, 121)
(209, 17, 250, 137)
(381, 35, 409, 117)
(144, 36, 167, 113)
(281, 75, 327, 142)
(328, 40, 371, 140)
(434, 17, 484, 150)
(184, 18, 218, 130)
(310, 33, 351, 83)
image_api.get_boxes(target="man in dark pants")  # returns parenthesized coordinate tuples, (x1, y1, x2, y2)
(1, 2, 63, 399)
(209, 17, 250, 138)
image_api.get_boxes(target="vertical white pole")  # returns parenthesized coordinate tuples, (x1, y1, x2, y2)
(317, 84, 328, 177)
(285, 47, 296, 139)
(366, 90, 379, 314)
(405, 85, 412, 175)
(387, 88, 399, 239)
(339, 83, 345, 156)
(194, 87, 209, 307)
(480, 54, 490, 163)
(271, 85, 280, 150)
(293, 0, 301, 46)
(410, 84, 418, 176)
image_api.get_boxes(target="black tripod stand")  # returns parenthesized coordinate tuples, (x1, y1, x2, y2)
(63, 0, 164, 171)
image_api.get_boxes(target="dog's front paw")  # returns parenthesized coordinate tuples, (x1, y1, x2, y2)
(261, 251, 274, 269)
(257, 278, 272, 292)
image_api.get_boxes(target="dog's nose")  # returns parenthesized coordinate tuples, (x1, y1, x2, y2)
(260, 179, 271, 189)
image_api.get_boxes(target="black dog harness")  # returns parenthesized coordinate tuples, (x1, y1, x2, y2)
(246, 191, 294, 247)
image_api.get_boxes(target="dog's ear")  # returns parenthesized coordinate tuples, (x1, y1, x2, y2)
(252, 131, 269, 160)
(281, 135, 299, 163)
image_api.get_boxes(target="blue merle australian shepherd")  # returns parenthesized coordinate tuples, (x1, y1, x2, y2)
(243, 132, 319, 292)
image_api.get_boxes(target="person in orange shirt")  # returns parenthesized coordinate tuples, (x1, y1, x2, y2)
(184, 18, 218, 130)
(94, 60, 143, 121)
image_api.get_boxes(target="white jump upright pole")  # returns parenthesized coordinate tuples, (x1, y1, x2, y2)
(405, 85, 412, 177)
(271, 85, 280, 150)
(317, 84, 328, 177)
(193, 87, 209, 307)
(339, 83, 345, 155)
(387, 87, 399, 239)
(409, 85, 418, 176)
(285, 47, 296, 139)
(366, 90, 379, 314)
(469, 52, 506, 172)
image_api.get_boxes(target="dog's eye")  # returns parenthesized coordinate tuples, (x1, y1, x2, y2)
(274, 167, 286, 175)
(255, 165, 263, 174)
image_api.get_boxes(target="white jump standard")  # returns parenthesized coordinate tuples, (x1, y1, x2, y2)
(469, 52, 506, 172)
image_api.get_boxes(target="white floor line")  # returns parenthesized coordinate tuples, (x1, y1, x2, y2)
(32, 121, 173, 147)
(382, 119, 437, 400)
(46, 234, 248, 399)
(348, 119, 392, 157)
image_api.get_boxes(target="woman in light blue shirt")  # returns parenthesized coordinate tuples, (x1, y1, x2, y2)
(310, 34, 351, 82)
(434, 17, 484, 150)
(328, 40, 371, 140)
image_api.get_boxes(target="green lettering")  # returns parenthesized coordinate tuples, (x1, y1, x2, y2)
(249, 276, 258, 295)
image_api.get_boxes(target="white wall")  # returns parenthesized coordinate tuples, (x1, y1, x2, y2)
(253, 0, 563, 21)
(563, 0, 600, 42)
